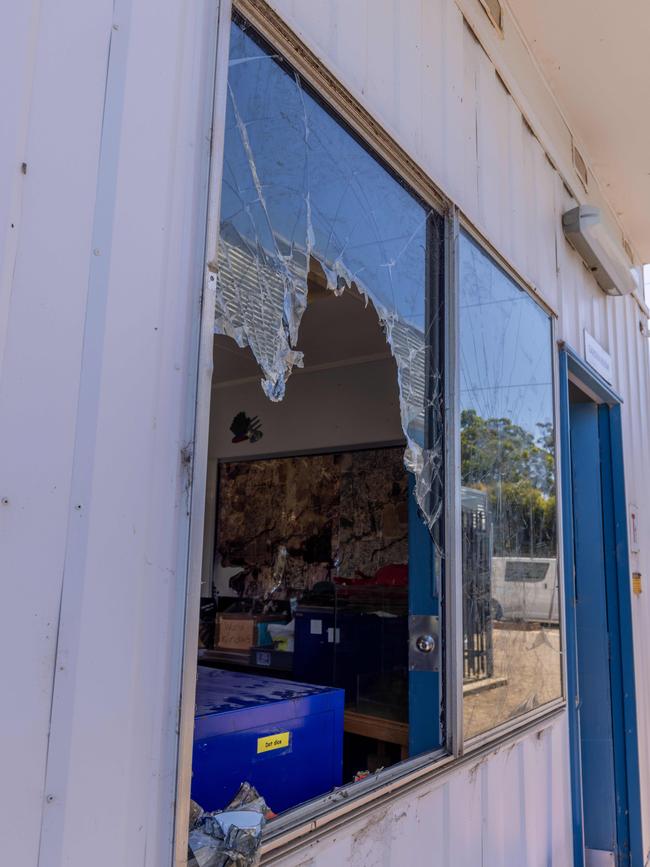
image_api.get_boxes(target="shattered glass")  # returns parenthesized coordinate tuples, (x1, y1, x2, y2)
(459, 232, 562, 740)
(213, 18, 443, 532)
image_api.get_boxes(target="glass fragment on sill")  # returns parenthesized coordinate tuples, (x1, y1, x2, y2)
(211, 21, 443, 534)
(188, 783, 269, 867)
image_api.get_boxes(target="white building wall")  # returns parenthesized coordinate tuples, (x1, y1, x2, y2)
(0, 1, 220, 865)
(0, 4, 114, 864)
(0, 0, 648, 865)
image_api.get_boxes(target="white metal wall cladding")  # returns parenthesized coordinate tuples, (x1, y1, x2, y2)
(0, 3, 114, 865)
(267, 723, 570, 866)
(1, 0, 649, 865)
(0, 1, 220, 866)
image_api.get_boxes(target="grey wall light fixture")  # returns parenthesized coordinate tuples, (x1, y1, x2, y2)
(562, 204, 639, 297)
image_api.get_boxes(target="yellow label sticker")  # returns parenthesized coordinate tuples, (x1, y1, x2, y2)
(257, 732, 290, 754)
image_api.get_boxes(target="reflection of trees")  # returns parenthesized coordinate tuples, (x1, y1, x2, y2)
(461, 409, 556, 557)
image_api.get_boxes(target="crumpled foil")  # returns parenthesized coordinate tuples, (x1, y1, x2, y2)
(188, 783, 269, 867)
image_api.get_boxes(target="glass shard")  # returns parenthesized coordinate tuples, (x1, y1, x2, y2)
(213, 20, 443, 532)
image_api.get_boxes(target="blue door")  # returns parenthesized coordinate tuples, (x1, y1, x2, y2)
(560, 348, 643, 867)
(569, 401, 619, 856)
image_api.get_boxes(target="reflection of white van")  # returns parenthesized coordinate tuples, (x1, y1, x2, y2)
(491, 557, 559, 623)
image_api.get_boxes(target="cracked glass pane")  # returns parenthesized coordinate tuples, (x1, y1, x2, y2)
(459, 232, 561, 740)
(213, 18, 442, 533)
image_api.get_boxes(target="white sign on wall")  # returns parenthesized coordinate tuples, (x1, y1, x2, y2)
(584, 330, 613, 383)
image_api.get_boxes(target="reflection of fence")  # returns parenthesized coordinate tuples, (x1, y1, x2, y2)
(462, 488, 494, 681)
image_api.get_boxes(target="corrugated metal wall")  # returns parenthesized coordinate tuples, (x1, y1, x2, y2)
(0, 4, 115, 864)
(2, 0, 648, 864)
(0, 1, 220, 865)
(265, 0, 650, 863)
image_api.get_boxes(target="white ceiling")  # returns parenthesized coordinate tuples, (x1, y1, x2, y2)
(506, 0, 650, 263)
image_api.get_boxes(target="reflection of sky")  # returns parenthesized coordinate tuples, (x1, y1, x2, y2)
(222, 23, 553, 452)
(223, 21, 428, 330)
(459, 232, 553, 440)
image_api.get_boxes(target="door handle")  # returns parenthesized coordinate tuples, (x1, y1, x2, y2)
(416, 634, 436, 653)
(409, 615, 439, 671)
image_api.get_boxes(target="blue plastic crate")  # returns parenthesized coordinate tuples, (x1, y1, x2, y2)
(192, 667, 344, 814)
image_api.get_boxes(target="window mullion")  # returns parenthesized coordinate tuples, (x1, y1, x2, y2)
(444, 205, 464, 757)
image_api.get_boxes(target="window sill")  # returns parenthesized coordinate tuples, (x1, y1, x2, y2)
(260, 699, 566, 863)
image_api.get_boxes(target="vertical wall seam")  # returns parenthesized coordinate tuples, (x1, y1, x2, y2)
(35, 4, 130, 862)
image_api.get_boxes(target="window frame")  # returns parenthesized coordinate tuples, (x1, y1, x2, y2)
(173, 0, 569, 860)
(456, 225, 566, 748)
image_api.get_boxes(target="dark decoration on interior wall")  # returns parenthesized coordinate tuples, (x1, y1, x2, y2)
(214, 447, 408, 600)
(230, 411, 263, 444)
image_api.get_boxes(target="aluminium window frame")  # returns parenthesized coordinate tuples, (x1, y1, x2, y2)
(172, 1, 569, 861)
(173, 0, 234, 863)
(456, 221, 567, 753)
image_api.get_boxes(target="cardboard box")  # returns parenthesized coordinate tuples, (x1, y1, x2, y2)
(214, 613, 289, 651)
(214, 614, 255, 650)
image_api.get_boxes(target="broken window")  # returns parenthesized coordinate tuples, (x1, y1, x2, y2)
(459, 232, 561, 740)
(188, 15, 445, 857)
(213, 16, 443, 532)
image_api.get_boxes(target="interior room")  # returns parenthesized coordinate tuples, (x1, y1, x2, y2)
(191, 264, 420, 817)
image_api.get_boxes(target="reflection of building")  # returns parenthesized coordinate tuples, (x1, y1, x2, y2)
(461, 487, 494, 681)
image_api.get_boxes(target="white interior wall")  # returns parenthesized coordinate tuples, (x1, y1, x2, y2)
(209, 357, 402, 461)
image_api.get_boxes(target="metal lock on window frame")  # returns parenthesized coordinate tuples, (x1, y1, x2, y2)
(408, 614, 440, 672)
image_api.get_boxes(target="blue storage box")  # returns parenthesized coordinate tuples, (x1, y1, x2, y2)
(192, 667, 344, 814)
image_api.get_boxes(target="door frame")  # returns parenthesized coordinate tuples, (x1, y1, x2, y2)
(558, 342, 643, 867)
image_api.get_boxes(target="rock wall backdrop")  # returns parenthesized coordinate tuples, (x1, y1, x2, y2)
(215, 446, 409, 600)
